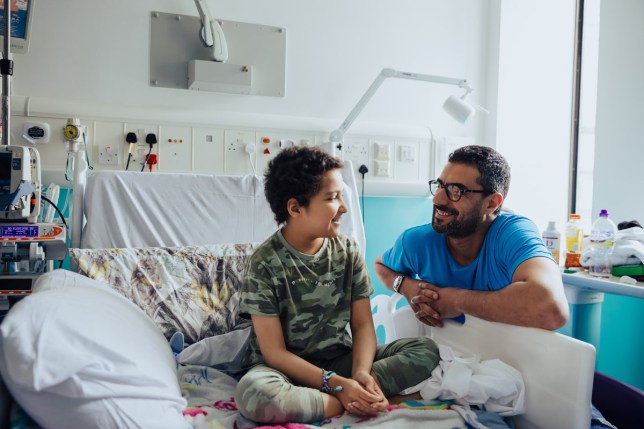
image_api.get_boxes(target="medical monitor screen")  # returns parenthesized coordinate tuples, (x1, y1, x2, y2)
(0, 225, 39, 238)
(0, 0, 33, 54)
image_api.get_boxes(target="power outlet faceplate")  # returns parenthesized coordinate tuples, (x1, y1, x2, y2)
(375, 160, 391, 177)
(224, 130, 256, 174)
(98, 146, 119, 165)
(342, 139, 369, 176)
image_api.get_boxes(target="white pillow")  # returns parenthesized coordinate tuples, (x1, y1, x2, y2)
(0, 270, 190, 429)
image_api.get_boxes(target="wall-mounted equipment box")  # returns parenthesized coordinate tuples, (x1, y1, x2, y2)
(188, 60, 252, 93)
(150, 12, 286, 97)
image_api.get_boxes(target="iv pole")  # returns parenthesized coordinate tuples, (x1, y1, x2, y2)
(1, 0, 12, 146)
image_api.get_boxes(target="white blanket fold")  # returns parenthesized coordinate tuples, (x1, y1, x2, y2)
(401, 344, 525, 416)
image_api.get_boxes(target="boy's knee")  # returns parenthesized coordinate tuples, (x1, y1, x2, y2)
(235, 372, 323, 423)
(418, 337, 439, 358)
(411, 336, 440, 370)
(235, 374, 279, 421)
(391, 336, 440, 379)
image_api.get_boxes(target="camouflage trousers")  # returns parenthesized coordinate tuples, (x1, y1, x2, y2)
(235, 336, 439, 424)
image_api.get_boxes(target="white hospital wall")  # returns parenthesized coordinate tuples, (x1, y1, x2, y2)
(10, 0, 487, 142)
(593, 0, 644, 223)
(8, 1, 578, 226)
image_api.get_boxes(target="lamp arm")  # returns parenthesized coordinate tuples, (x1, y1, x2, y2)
(329, 68, 470, 144)
(390, 69, 468, 89)
(329, 69, 390, 143)
(193, 0, 229, 62)
(194, 0, 214, 46)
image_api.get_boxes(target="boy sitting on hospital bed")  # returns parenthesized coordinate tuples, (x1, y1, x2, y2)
(235, 146, 439, 424)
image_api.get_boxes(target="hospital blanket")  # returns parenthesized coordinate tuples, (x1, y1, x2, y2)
(178, 364, 511, 429)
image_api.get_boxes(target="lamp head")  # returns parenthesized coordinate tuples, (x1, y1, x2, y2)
(442, 94, 476, 123)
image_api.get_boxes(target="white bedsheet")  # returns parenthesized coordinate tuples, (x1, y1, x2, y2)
(79, 166, 366, 253)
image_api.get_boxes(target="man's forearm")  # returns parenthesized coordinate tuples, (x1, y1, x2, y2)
(442, 281, 568, 330)
(373, 257, 400, 293)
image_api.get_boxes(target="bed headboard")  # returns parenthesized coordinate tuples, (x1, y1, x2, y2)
(74, 165, 366, 252)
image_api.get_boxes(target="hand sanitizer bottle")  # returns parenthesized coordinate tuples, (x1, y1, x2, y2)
(542, 221, 561, 265)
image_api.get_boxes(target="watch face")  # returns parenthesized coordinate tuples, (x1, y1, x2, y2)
(393, 275, 404, 293)
(64, 124, 79, 140)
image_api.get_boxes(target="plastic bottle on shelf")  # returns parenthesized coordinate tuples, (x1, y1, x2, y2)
(588, 209, 617, 278)
(542, 221, 561, 265)
(565, 214, 583, 268)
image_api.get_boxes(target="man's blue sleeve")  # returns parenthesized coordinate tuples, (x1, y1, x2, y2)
(382, 227, 412, 274)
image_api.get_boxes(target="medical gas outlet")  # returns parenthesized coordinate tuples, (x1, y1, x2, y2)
(63, 118, 85, 153)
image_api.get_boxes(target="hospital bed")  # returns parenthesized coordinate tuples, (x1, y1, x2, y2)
(0, 168, 596, 429)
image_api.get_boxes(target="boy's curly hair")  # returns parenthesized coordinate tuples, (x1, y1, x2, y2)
(264, 146, 344, 225)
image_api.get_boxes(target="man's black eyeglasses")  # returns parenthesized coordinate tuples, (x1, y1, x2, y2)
(428, 179, 492, 202)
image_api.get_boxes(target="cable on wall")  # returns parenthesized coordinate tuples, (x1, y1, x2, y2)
(358, 164, 368, 224)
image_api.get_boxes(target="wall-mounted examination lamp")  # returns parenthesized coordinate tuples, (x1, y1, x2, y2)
(150, 5, 285, 96)
(193, 0, 228, 62)
(328, 68, 483, 149)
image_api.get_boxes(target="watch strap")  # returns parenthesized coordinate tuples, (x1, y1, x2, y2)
(392, 275, 405, 294)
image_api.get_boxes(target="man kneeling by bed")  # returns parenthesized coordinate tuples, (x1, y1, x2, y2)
(234, 147, 439, 424)
(375, 145, 569, 330)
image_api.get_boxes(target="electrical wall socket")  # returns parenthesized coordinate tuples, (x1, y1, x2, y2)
(124, 122, 159, 170)
(224, 130, 256, 174)
(342, 138, 369, 176)
(98, 146, 119, 165)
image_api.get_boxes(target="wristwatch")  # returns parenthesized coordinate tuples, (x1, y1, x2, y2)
(392, 275, 406, 294)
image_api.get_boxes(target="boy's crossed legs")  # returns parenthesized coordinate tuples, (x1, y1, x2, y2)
(236, 337, 439, 424)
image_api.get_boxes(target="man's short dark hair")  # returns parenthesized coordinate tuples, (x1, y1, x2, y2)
(264, 146, 344, 225)
(448, 145, 510, 214)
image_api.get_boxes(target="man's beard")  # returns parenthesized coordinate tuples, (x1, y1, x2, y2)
(431, 201, 483, 238)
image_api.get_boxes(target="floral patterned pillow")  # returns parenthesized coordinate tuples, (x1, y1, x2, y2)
(69, 243, 256, 345)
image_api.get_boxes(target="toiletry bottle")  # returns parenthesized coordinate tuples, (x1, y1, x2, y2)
(565, 214, 583, 268)
(542, 221, 561, 265)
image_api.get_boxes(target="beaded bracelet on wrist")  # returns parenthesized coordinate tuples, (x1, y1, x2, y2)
(321, 369, 343, 393)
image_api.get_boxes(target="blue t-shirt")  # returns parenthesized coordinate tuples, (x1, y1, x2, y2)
(382, 213, 551, 291)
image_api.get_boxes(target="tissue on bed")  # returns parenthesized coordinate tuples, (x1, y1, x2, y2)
(0, 270, 190, 429)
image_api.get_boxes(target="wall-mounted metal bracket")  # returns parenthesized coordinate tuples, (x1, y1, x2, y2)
(150, 12, 286, 97)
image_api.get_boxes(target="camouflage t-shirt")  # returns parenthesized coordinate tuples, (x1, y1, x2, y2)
(240, 230, 373, 366)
